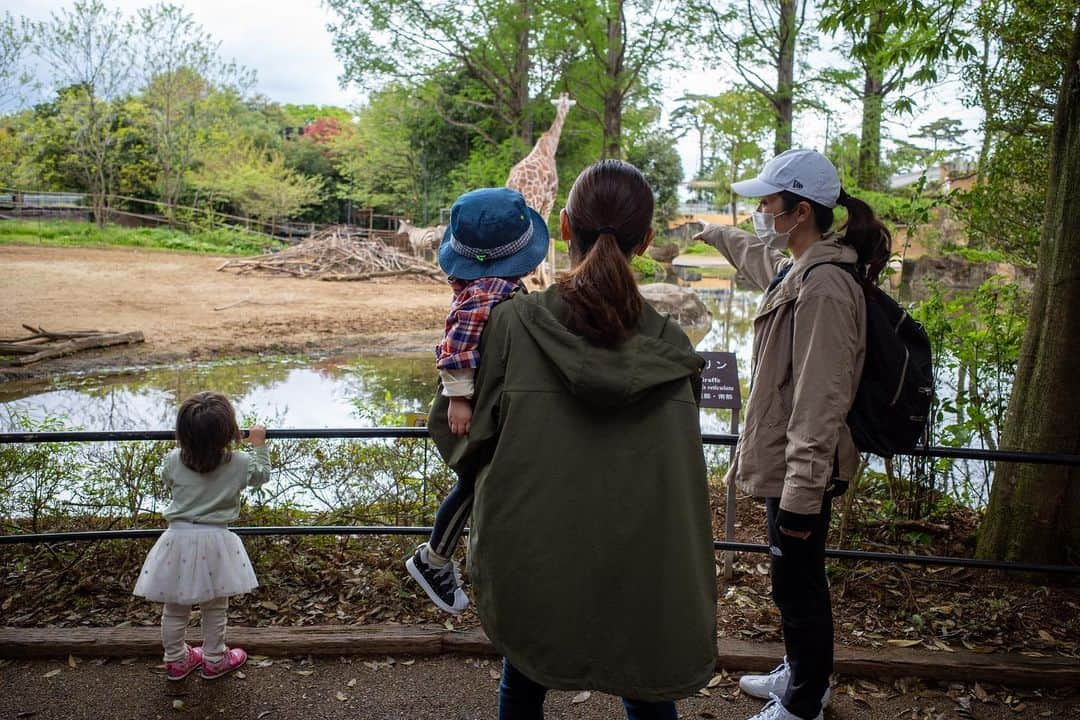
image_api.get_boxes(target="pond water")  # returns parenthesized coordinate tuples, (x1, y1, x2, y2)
(0, 290, 761, 436)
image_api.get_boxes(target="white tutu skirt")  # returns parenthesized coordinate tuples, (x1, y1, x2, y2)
(133, 522, 258, 605)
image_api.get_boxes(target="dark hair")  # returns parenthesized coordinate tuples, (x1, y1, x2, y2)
(779, 188, 892, 284)
(558, 160, 654, 347)
(176, 391, 241, 474)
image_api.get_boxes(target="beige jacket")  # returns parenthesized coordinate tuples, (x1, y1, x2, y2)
(696, 225, 866, 519)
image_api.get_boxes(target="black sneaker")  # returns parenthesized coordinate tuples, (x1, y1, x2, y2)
(405, 543, 469, 614)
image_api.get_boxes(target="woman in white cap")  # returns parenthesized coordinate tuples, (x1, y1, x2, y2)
(696, 149, 891, 720)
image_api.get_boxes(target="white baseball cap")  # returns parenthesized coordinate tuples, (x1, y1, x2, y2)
(731, 149, 841, 208)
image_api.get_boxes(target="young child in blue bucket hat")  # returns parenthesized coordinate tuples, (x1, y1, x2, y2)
(406, 187, 549, 613)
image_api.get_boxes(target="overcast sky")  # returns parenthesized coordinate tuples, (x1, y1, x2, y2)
(9, 0, 981, 182)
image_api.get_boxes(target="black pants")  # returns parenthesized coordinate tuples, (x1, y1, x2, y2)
(428, 471, 475, 559)
(498, 660, 677, 720)
(766, 496, 833, 720)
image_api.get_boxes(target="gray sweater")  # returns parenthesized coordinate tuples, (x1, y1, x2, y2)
(161, 446, 270, 525)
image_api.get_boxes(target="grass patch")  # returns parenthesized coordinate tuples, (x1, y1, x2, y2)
(682, 241, 720, 255)
(697, 265, 737, 279)
(0, 219, 283, 256)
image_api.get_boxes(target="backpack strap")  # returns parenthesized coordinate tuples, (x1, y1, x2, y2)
(800, 260, 861, 284)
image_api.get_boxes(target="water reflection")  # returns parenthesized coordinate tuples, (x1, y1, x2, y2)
(0, 355, 438, 431)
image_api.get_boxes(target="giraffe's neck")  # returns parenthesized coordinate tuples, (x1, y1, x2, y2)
(533, 103, 570, 158)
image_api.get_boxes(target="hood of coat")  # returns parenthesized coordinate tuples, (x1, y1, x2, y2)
(510, 288, 703, 409)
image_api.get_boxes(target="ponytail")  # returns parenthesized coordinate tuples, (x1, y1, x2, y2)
(837, 188, 891, 285)
(780, 187, 892, 285)
(557, 159, 655, 348)
(558, 230, 643, 347)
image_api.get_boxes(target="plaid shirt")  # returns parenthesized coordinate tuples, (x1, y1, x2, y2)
(436, 277, 521, 370)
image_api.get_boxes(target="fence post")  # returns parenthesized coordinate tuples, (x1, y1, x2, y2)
(723, 412, 740, 581)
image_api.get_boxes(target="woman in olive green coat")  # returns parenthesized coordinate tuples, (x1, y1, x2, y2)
(429, 160, 717, 719)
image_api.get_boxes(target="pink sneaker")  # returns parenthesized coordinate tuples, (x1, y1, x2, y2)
(165, 644, 203, 681)
(199, 647, 247, 680)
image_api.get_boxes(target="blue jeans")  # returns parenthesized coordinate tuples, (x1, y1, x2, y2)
(497, 659, 677, 720)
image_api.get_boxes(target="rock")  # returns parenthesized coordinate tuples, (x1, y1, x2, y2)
(640, 283, 712, 331)
(647, 242, 680, 263)
(907, 255, 1036, 292)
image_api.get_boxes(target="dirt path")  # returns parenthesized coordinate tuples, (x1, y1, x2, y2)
(0, 245, 451, 380)
(1, 656, 1075, 720)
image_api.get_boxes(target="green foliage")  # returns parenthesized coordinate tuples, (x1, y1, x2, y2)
(943, 246, 1009, 264)
(818, 0, 976, 189)
(956, 0, 1076, 265)
(630, 254, 664, 281)
(188, 139, 324, 224)
(0, 412, 86, 532)
(909, 278, 1029, 504)
(683, 241, 719, 255)
(673, 87, 771, 209)
(624, 123, 683, 229)
(0, 219, 282, 255)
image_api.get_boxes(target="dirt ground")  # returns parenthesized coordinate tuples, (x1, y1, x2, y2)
(1, 655, 1076, 720)
(0, 245, 451, 380)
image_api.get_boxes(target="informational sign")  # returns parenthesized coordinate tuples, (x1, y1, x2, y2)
(699, 351, 741, 409)
(403, 411, 428, 428)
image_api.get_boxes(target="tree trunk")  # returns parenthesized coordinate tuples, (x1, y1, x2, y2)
(857, 11, 886, 190)
(514, 0, 532, 147)
(976, 15, 1080, 567)
(602, 0, 625, 159)
(774, 0, 797, 154)
(858, 67, 885, 190)
(729, 145, 737, 225)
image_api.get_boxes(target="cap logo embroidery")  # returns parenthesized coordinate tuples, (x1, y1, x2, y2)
(792, 179, 804, 189)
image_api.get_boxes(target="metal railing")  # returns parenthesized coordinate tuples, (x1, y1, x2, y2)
(2, 428, 1077, 575)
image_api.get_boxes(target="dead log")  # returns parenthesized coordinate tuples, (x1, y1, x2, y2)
(0, 343, 49, 354)
(20, 324, 109, 339)
(10, 331, 145, 366)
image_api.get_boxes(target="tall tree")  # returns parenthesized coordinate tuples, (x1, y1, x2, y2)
(32, 0, 136, 223)
(670, 94, 713, 177)
(0, 11, 34, 111)
(690, 0, 811, 155)
(959, 0, 1074, 262)
(133, 2, 254, 211)
(975, 9, 1080, 567)
(552, 0, 689, 159)
(325, 0, 537, 146)
(911, 117, 968, 156)
(818, 0, 974, 189)
(705, 88, 773, 224)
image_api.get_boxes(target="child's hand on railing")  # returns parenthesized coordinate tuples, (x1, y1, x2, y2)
(247, 424, 267, 447)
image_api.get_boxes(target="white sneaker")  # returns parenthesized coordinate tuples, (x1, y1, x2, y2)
(739, 657, 831, 707)
(746, 694, 823, 720)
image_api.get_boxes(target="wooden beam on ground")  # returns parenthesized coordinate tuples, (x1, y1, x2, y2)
(10, 331, 144, 366)
(1, 626, 1077, 687)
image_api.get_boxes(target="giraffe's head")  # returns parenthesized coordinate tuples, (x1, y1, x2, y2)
(551, 93, 576, 113)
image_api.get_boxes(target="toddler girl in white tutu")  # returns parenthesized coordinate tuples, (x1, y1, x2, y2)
(134, 391, 270, 680)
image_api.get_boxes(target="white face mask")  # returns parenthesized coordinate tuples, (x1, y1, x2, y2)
(752, 210, 800, 251)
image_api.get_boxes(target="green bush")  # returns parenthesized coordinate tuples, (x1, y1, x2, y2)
(631, 254, 665, 281)
(683, 241, 720, 255)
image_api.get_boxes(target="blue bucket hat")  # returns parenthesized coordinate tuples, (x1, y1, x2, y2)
(438, 188, 550, 281)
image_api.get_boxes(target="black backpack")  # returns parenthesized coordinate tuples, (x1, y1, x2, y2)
(803, 262, 934, 458)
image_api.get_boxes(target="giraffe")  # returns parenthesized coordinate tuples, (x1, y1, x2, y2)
(506, 92, 575, 288)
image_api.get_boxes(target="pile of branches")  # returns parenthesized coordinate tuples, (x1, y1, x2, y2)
(218, 225, 443, 282)
(0, 325, 144, 366)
